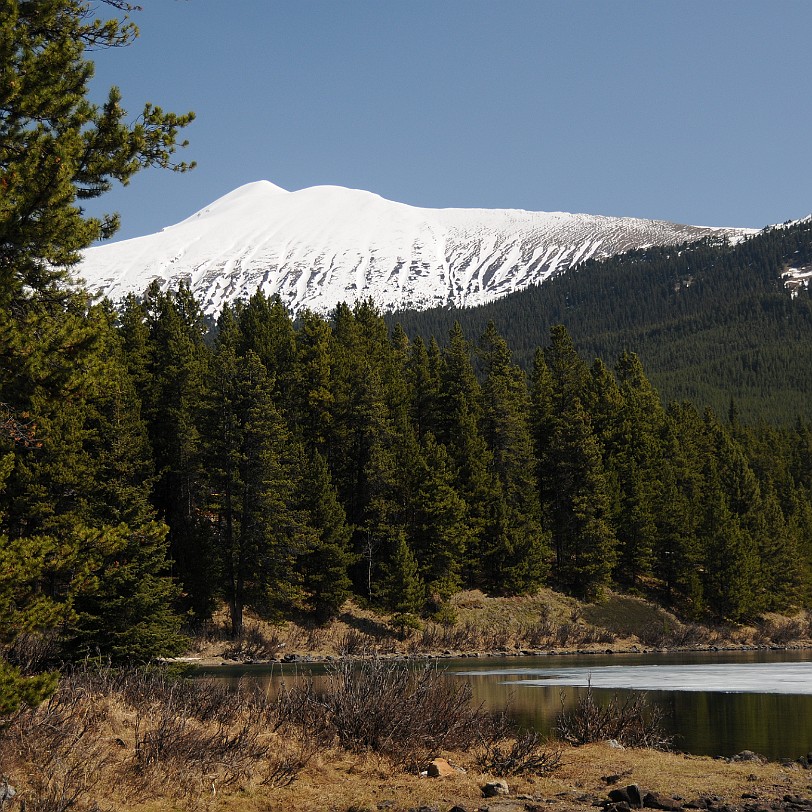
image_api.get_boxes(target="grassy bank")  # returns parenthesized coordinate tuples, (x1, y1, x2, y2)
(185, 589, 812, 665)
(2, 660, 812, 812)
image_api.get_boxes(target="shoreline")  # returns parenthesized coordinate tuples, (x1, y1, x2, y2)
(171, 640, 812, 669)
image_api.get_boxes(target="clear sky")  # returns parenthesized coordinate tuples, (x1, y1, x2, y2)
(84, 1, 812, 242)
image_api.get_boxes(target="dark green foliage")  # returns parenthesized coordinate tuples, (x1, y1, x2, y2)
(297, 449, 354, 622)
(0, 0, 193, 705)
(390, 219, 812, 425)
(10, 36, 812, 691)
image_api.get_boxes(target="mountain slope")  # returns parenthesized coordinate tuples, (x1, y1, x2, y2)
(78, 180, 752, 315)
(390, 218, 812, 423)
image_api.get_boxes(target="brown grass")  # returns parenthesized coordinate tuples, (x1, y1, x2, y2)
(183, 591, 812, 669)
(2, 665, 811, 812)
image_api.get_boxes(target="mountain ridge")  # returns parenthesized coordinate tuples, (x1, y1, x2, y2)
(77, 181, 754, 315)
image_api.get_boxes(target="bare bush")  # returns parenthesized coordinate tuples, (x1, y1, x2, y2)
(275, 659, 495, 772)
(756, 617, 807, 646)
(579, 625, 616, 645)
(338, 628, 371, 656)
(222, 623, 282, 660)
(0, 664, 313, 809)
(522, 619, 555, 648)
(477, 730, 562, 776)
(556, 683, 671, 750)
(0, 676, 113, 812)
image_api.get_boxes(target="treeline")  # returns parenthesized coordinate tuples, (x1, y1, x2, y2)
(112, 286, 812, 631)
(5, 273, 812, 712)
(391, 218, 812, 424)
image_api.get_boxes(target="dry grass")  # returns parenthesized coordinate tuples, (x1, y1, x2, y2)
(2, 668, 811, 812)
(183, 592, 812, 669)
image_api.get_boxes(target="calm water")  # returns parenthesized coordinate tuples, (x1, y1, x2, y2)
(197, 649, 812, 761)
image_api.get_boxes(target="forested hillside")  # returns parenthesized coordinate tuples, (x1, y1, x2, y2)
(5, 0, 812, 724)
(391, 219, 812, 423)
(105, 291, 812, 635)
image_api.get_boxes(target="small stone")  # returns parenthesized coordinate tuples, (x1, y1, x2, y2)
(608, 785, 644, 809)
(427, 758, 457, 778)
(643, 791, 684, 811)
(482, 779, 509, 797)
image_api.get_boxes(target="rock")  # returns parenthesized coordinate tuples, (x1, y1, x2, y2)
(427, 758, 457, 778)
(608, 785, 644, 808)
(0, 782, 16, 802)
(482, 779, 509, 797)
(730, 750, 766, 764)
(448, 807, 469, 812)
(603, 769, 633, 785)
(643, 791, 684, 810)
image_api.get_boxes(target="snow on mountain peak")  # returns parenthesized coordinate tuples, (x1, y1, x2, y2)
(78, 181, 755, 316)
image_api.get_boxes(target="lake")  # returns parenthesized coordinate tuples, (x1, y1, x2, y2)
(197, 648, 812, 761)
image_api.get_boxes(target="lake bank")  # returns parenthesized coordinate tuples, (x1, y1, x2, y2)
(182, 588, 812, 668)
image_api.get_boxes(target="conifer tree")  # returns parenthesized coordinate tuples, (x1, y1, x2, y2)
(437, 323, 500, 587)
(478, 322, 549, 592)
(143, 285, 213, 617)
(409, 433, 470, 599)
(383, 534, 425, 637)
(1, 0, 194, 297)
(611, 352, 666, 587)
(407, 335, 442, 440)
(296, 449, 353, 622)
(545, 398, 616, 598)
(223, 352, 309, 632)
(237, 293, 297, 414)
(290, 309, 335, 456)
(0, 0, 193, 706)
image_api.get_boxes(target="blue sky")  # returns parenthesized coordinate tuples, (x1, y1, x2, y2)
(85, 1, 812, 241)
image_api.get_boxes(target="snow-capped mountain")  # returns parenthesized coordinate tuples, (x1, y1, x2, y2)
(78, 181, 755, 315)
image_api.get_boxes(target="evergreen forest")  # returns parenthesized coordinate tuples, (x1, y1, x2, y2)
(391, 219, 812, 424)
(4, 0, 812, 723)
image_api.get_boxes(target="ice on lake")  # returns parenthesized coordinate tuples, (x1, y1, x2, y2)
(454, 662, 812, 695)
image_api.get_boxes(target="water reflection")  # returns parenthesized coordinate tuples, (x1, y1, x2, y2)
(196, 649, 812, 761)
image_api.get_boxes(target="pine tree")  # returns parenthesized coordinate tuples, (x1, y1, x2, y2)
(0, 0, 193, 708)
(437, 323, 500, 587)
(237, 293, 297, 414)
(1, 0, 194, 298)
(545, 398, 617, 598)
(383, 534, 425, 637)
(143, 285, 213, 617)
(297, 449, 353, 622)
(290, 309, 335, 455)
(409, 433, 470, 599)
(478, 322, 549, 592)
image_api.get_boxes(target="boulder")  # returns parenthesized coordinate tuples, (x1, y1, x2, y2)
(427, 758, 457, 778)
(608, 785, 644, 808)
(481, 779, 509, 797)
(643, 791, 684, 811)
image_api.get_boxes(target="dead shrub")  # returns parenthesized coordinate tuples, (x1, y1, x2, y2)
(275, 659, 494, 772)
(756, 617, 807, 646)
(0, 675, 113, 812)
(0, 663, 313, 809)
(556, 682, 671, 750)
(338, 628, 371, 656)
(477, 730, 562, 776)
(222, 623, 282, 660)
(522, 619, 555, 648)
